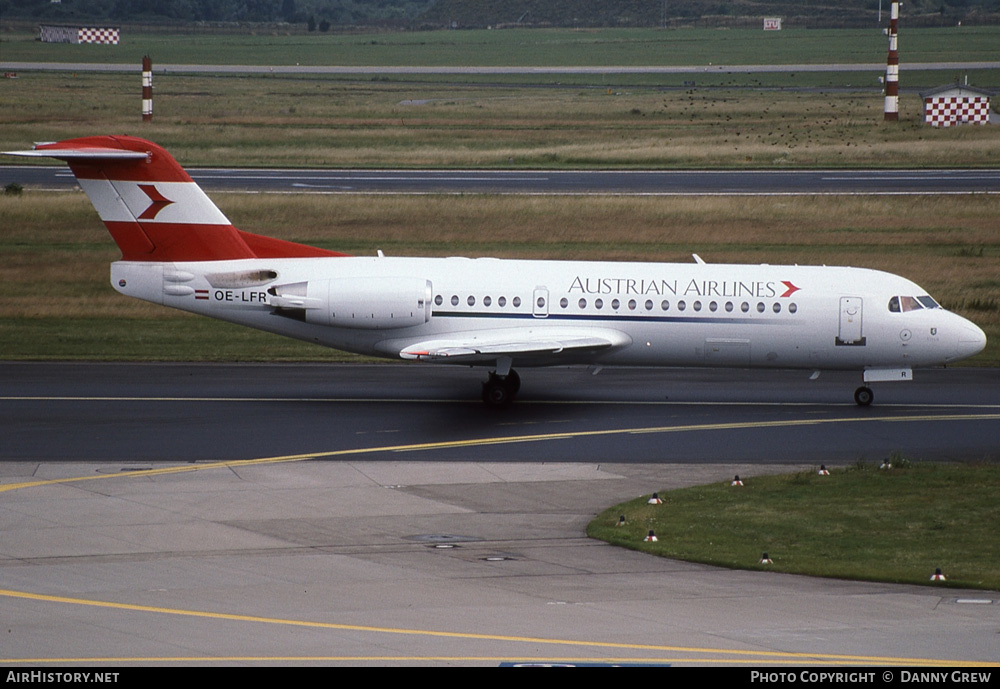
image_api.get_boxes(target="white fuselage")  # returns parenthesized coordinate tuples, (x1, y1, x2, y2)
(10, 134, 985, 405)
(111, 255, 987, 373)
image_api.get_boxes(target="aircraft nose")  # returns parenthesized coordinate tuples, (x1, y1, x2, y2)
(950, 319, 987, 362)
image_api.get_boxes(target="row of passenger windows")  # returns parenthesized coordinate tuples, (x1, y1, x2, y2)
(434, 293, 798, 315)
(435, 294, 522, 308)
(561, 297, 797, 314)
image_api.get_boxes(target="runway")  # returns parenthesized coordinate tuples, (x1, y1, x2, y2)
(4, 165, 1000, 195)
(3, 363, 1000, 464)
(2, 363, 998, 666)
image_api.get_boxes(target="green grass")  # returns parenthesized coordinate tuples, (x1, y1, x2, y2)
(588, 462, 1000, 589)
(4, 27, 1000, 68)
(0, 316, 374, 361)
(3, 28, 998, 170)
(4, 73, 1000, 169)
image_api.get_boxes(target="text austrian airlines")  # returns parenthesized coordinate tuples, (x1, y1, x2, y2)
(6, 136, 986, 406)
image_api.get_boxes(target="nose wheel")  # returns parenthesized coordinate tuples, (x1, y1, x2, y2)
(854, 386, 874, 406)
(482, 369, 520, 407)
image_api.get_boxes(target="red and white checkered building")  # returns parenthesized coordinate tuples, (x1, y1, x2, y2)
(921, 84, 993, 127)
(39, 24, 120, 45)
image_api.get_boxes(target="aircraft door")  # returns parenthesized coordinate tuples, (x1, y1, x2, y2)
(836, 296, 866, 346)
(533, 287, 549, 318)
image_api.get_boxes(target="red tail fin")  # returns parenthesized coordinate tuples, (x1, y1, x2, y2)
(16, 136, 346, 262)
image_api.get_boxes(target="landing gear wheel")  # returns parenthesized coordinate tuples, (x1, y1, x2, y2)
(854, 386, 874, 407)
(506, 369, 521, 394)
(482, 371, 518, 407)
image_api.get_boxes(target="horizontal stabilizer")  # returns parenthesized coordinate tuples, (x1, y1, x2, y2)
(5, 147, 148, 161)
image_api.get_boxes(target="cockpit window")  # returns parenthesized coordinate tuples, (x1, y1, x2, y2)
(889, 295, 941, 313)
(900, 296, 923, 312)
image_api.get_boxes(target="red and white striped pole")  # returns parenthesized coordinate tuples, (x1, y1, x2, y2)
(142, 55, 153, 122)
(884, 1, 899, 121)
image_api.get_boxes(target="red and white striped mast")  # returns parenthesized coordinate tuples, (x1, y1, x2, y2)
(142, 55, 153, 122)
(884, 0, 899, 121)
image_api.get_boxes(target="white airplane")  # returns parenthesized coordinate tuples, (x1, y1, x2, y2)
(7, 136, 987, 406)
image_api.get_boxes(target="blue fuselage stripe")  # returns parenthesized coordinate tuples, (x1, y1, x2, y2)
(431, 311, 790, 325)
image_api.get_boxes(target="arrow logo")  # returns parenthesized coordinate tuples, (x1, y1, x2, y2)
(137, 184, 174, 220)
(780, 281, 801, 298)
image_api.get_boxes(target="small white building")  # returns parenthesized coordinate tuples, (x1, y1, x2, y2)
(920, 84, 993, 127)
(39, 24, 120, 45)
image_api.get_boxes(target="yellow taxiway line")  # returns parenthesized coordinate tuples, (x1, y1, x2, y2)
(3, 411, 999, 494)
(1, 588, 995, 667)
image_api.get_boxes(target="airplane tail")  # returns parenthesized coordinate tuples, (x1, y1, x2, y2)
(8, 136, 346, 262)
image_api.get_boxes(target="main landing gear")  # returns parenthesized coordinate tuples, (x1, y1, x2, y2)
(482, 369, 521, 407)
(854, 386, 874, 407)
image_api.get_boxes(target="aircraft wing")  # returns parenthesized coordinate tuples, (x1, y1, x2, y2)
(395, 327, 632, 364)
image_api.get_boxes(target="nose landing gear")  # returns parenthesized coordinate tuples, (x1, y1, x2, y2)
(854, 386, 874, 406)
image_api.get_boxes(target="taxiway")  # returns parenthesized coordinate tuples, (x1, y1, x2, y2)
(1, 363, 997, 666)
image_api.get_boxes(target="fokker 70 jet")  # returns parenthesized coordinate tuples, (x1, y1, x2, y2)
(6, 136, 987, 406)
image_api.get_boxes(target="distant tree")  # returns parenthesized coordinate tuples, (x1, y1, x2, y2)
(282, 0, 296, 21)
(308, 14, 316, 30)
(318, 17, 330, 31)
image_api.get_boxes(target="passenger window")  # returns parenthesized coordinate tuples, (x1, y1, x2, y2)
(513, 297, 521, 307)
(595, 298, 603, 309)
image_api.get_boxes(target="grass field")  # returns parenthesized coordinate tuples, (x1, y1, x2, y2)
(2, 191, 998, 363)
(4, 26, 1000, 69)
(589, 461, 1000, 590)
(3, 27, 998, 168)
(3, 73, 1000, 169)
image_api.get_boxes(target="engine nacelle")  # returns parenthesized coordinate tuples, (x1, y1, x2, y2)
(269, 277, 432, 329)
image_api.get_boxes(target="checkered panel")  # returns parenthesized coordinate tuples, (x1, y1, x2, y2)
(924, 97, 990, 127)
(77, 28, 120, 45)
